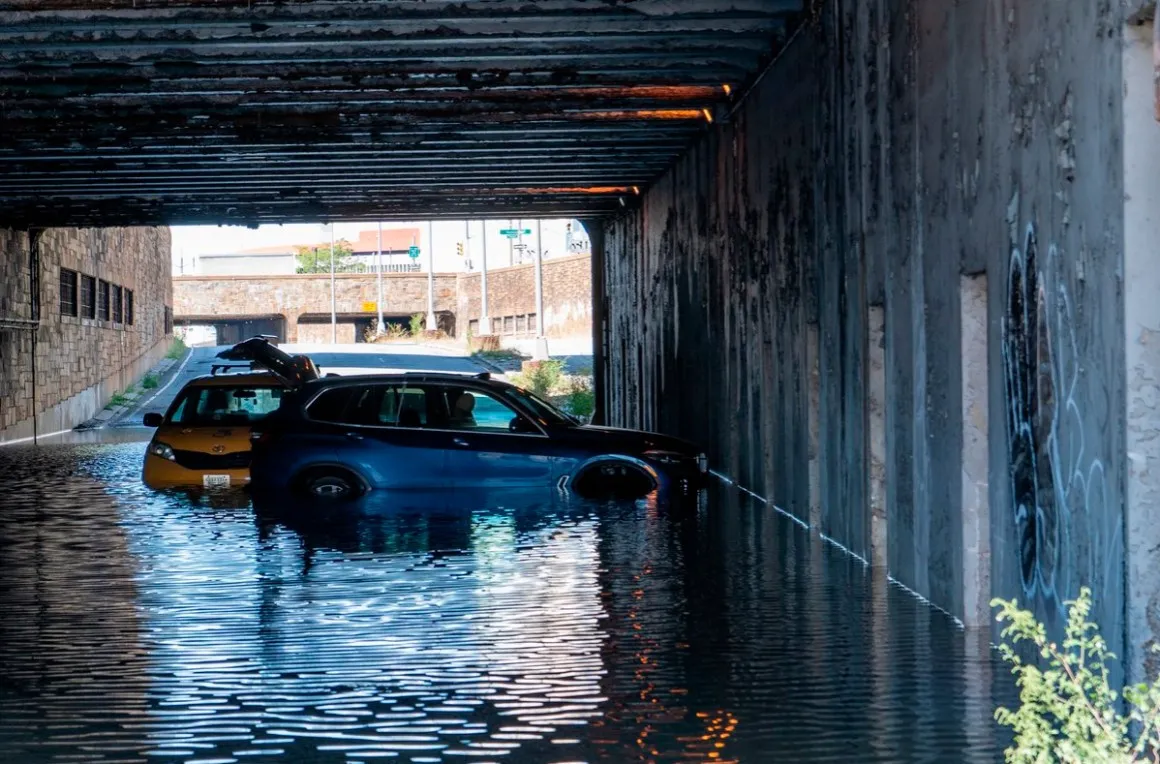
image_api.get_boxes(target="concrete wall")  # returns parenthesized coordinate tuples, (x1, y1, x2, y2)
(176, 253, 593, 342)
(0, 227, 173, 443)
(1123, 16, 1160, 688)
(601, 0, 1133, 677)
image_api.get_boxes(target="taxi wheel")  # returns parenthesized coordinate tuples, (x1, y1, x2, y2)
(296, 468, 364, 501)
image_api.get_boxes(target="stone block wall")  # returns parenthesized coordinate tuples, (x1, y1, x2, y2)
(0, 227, 173, 443)
(176, 254, 592, 342)
(601, 0, 1138, 682)
(297, 321, 358, 345)
(457, 254, 592, 338)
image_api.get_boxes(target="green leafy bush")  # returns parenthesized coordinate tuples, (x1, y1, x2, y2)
(364, 320, 410, 342)
(512, 359, 564, 396)
(476, 348, 524, 362)
(141, 373, 159, 390)
(165, 337, 187, 359)
(562, 377, 594, 420)
(992, 587, 1160, 763)
(409, 313, 424, 337)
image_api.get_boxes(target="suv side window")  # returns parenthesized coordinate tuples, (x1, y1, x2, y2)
(305, 383, 433, 427)
(441, 387, 530, 433)
(305, 386, 356, 423)
(378, 386, 428, 426)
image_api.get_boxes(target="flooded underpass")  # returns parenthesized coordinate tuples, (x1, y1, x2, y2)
(0, 439, 1013, 763)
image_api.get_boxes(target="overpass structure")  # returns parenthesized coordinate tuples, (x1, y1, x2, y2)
(173, 254, 593, 344)
(1, 0, 1158, 687)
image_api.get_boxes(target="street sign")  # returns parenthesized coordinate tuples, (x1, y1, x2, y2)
(361, 301, 377, 313)
(408, 245, 420, 258)
(499, 228, 532, 238)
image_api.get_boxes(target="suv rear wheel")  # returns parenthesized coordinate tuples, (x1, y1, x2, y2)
(295, 467, 364, 500)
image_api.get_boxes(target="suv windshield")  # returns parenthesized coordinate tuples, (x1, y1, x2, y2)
(167, 384, 284, 426)
(500, 385, 577, 427)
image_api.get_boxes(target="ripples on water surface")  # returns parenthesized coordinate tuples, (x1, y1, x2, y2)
(0, 442, 1011, 763)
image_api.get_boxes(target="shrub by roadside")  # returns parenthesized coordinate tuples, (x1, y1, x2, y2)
(992, 588, 1159, 763)
(165, 336, 187, 360)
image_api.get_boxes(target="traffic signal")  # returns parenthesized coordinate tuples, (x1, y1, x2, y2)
(456, 241, 464, 256)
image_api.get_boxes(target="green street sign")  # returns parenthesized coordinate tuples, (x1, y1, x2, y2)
(499, 228, 532, 238)
(408, 245, 420, 258)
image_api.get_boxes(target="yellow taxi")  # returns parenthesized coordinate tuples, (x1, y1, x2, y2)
(142, 338, 322, 489)
(142, 370, 288, 489)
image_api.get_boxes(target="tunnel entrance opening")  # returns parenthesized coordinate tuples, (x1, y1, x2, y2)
(296, 311, 456, 343)
(176, 315, 286, 346)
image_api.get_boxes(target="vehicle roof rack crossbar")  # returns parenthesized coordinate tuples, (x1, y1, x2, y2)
(211, 363, 252, 376)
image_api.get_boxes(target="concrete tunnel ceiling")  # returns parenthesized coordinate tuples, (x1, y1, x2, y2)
(0, 0, 804, 228)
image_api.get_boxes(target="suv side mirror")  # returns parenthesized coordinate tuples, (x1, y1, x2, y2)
(143, 412, 163, 427)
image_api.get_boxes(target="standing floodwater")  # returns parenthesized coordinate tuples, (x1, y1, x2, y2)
(0, 441, 1011, 762)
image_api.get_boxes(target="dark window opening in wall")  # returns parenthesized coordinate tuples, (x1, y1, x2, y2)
(59, 269, 78, 317)
(125, 290, 134, 325)
(503, 316, 514, 335)
(80, 275, 96, 319)
(164, 306, 173, 335)
(528, 313, 538, 332)
(97, 280, 110, 321)
(112, 285, 123, 324)
(516, 314, 527, 333)
(468, 319, 479, 336)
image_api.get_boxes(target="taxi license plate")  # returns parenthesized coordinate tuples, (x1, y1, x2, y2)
(203, 474, 231, 487)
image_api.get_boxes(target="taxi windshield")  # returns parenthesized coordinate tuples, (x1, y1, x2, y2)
(166, 385, 283, 426)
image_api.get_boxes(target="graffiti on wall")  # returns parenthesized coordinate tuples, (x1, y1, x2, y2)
(1001, 222, 1108, 611)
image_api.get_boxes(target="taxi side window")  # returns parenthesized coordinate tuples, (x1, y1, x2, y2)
(169, 396, 188, 422)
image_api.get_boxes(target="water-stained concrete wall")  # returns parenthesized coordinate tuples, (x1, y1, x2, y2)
(602, 0, 1133, 677)
(0, 227, 172, 444)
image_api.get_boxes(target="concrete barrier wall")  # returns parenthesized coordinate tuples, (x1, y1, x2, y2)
(601, 0, 1130, 675)
(0, 226, 173, 443)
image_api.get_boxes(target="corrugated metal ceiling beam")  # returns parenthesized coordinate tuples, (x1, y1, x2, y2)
(0, 0, 803, 224)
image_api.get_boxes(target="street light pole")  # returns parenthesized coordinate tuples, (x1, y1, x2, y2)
(480, 220, 490, 336)
(533, 219, 547, 360)
(376, 222, 384, 335)
(426, 219, 436, 332)
(329, 223, 337, 344)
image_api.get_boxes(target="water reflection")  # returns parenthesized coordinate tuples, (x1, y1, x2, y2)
(0, 442, 1012, 763)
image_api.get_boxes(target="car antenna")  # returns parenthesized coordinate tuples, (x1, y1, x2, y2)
(474, 371, 490, 380)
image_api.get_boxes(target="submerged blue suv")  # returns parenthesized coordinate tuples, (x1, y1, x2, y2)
(224, 338, 708, 500)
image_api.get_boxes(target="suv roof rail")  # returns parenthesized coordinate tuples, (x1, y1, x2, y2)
(211, 363, 252, 376)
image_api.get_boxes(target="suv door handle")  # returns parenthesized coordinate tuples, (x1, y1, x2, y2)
(452, 437, 470, 448)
